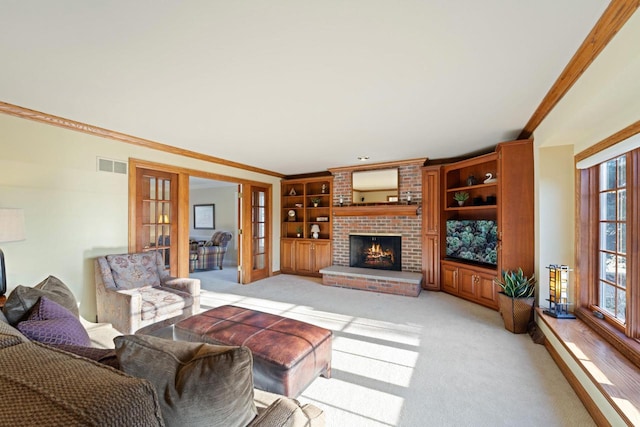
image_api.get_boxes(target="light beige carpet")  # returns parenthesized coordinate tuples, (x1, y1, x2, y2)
(188, 271, 595, 427)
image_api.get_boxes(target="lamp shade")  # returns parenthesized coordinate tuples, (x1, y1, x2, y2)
(310, 224, 320, 233)
(0, 208, 25, 243)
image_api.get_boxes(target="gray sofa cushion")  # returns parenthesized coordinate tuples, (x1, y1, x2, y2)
(2, 276, 79, 325)
(115, 334, 257, 427)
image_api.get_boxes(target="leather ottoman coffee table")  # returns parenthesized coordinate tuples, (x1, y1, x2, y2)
(174, 305, 332, 398)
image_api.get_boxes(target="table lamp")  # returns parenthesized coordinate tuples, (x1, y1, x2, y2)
(543, 264, 575, 319)
(0, 208, 26, 296)
(310, 224, 320, 239)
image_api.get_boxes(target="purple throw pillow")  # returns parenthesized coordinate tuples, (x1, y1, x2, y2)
(17, 297, 91, 347)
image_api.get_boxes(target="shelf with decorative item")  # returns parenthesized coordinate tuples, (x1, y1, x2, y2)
(284, 183, 304, 197)
(446, 182, 497, 193)
(305, 181, 331, 197)
(444, 152, 498, 189)
(446, 184, 497, 208)
(282, 221, 306, 239)
(309, 197, 322, 208)
(284, 208, 304, 222)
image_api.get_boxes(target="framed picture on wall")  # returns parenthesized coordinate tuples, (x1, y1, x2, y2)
(194, 204, 215, 229)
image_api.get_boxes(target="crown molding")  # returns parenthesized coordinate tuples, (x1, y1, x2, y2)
(519, 0, 640, 139)
(0, 101, 284, 178)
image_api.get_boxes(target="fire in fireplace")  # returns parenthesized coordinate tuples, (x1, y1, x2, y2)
(349, 234, 402, 271)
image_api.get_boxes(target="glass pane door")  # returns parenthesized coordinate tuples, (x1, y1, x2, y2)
(240, 184, 270, 282)
(136, 168, 177, 271)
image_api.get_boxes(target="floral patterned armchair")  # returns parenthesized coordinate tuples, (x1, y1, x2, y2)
(95, 251, 200, 334)
(190, 231, 233, 271)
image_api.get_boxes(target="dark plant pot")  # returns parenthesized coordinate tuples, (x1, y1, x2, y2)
(498, 293, 534, 334)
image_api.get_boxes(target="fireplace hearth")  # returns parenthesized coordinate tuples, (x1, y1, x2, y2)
(349, 234, 401, 271)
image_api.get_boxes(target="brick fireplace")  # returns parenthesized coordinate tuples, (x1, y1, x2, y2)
(331, 160, 423, 272)
(320, 159, 425, 296)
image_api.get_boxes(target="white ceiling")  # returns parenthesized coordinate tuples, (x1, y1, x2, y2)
(0, 1, 610, 175)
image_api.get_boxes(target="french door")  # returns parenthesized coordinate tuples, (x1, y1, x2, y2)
(131, 167, 180, 274)
(240, 184, 270, 283)
(129, 159, 271, 282)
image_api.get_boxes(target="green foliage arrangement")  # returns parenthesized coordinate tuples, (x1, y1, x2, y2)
(310, 197, 321, 204)
(494, 268, 536, 298)
(453, 191, 469, 202)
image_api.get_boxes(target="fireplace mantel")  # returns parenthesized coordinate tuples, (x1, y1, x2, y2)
(333, 204, 420, 217)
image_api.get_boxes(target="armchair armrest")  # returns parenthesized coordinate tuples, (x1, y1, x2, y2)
(249, 389, 324, 427)
(96, 287, 143, 335)
(197, 245, 226, 255)
(162, 277, 201, 314)
(80, 316, 122, 349)
(162, 277, 200, 297)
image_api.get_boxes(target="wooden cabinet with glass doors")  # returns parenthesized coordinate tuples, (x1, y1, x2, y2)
(281, 176, 333, 276)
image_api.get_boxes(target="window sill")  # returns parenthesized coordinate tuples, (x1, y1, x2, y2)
(536, 307, 640, 426)
(574, 307, 640, 369)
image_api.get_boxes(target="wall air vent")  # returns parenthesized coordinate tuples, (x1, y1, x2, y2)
(97, 157, 127, 175)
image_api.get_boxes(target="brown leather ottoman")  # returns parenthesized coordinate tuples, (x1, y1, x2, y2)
(174, 305, 332, 398)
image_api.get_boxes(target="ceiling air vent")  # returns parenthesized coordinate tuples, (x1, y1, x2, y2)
(97, 157, 127, 175)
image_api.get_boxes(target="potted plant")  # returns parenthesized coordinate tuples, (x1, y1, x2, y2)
(494, 268, 536, 334)
(453, 191, 469, 206)
(295, 226, 303, 238)
(310, 197, 321, 207)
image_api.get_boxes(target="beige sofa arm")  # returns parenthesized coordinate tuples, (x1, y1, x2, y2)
(249, 389, 324, 427)
(96, 287, 143, 335)
(163, 277, 201, 314)
(80, 317, 122, 349)
(163, 277, 200, 297)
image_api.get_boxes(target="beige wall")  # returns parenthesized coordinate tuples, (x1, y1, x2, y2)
(534, 144, 575, 307)
(0, 114, 281, 320)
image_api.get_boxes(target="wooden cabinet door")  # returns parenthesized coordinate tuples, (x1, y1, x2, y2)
(422, 166, 442, 290)
(422, 167, 441, 235)
(295, 240, 314, 274)
(497, 140, 534, 276)
(313, 241, 332, 272)
(458, 267, 477, 300)
(281, 239, 295, 273)
(441, 262, 458, 294)
(477, 271, 498, 308)
(423, 235, 440, 290)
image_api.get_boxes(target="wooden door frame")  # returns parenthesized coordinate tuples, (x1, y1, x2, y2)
(239, 183, 272, 283)
(129, 158, 273, 281)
